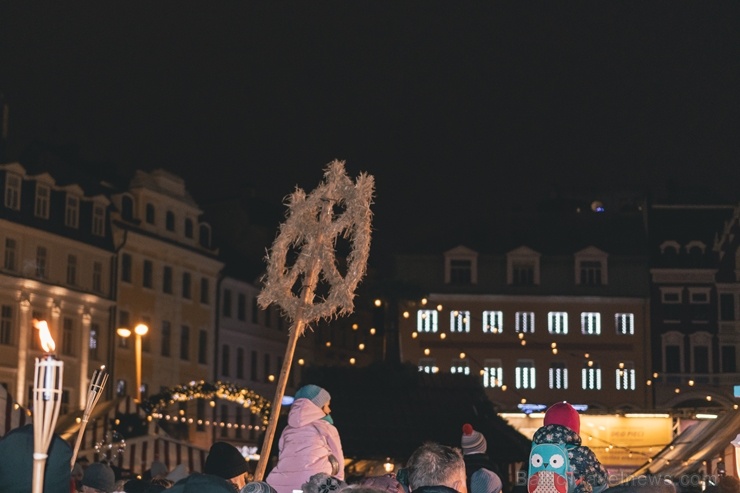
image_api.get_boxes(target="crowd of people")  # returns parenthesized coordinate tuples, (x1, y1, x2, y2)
(1, 384, 727, 493)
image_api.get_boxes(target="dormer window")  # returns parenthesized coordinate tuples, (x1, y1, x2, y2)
(4, 173, 21, 210)
(575, 247, 608, 286)
(507, 247, 540, 286)
(34, 184, 50, 218)
(92, 204, 105, 236)
(199, 224, 211, 248)
(65, 194, 79, 228)
(444, 246, 478, 285)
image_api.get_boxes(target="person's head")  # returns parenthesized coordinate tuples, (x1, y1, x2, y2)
(168, 473, 238, 492)
(461, 423, 487, 456)
(719, 476, 740, 493)
(81, 462, 116, 493)
(204, 442, 250, 490)
(301, 472, 348, 493)
(0, 424, 72, 493)
(406, 442, 467, 493)
(295, 384, 332, 414)
(241, 481, 279, 493)
(543, 401, 580, 435)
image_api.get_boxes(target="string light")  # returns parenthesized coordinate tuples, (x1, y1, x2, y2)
(141, 381, 271, 426)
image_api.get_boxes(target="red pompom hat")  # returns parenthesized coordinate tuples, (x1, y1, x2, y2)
(543, 401, 580, 435)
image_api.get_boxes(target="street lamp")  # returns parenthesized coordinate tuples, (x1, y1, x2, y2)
(117, 323, 149, 403)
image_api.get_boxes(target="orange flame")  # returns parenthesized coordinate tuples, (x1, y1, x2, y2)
(33, 320, 55, 353)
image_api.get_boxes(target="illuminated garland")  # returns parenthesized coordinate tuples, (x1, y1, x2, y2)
(141, 381, 271, 426)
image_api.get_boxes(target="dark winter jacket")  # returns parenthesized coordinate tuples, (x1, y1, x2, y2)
(532, 424, 609, 493)
(412, 485, 463, 493)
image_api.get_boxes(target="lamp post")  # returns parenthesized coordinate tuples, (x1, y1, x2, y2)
(116, 323, 149, 402)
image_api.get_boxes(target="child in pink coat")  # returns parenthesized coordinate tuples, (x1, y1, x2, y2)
(266, 385, 345, 493)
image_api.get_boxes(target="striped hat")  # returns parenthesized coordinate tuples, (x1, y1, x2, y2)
(295, 384, 331, 408)
(461, 423, 487, 455)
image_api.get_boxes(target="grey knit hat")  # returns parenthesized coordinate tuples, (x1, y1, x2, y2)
(81, 462, 117, 493)
(461, 423, 487, 455)
(294, 384, 331, 408)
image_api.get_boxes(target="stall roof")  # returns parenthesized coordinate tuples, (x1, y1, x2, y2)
(629, 411, 740, 479)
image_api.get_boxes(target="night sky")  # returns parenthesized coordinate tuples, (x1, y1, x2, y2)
(2, 2, 740, 252)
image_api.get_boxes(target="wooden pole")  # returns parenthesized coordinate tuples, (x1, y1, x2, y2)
(254, 200, 332, 481)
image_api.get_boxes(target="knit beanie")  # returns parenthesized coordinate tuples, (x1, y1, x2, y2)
(461, 423, 487, 455)
(204, 441, 249, 479)
(81, 462, 117, 493)
(544, 401, 580, 435)
(242, 481, 279, 493)
(470, 469, 503, 493)
(295, 384, 331, 408)
(0, 423, 72, 493)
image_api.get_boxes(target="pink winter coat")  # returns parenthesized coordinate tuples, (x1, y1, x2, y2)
(266, 398, 345, 493)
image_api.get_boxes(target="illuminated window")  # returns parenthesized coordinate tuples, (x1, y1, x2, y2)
(548, 312, 568, 334)
(450, 358, 470, 375)
(549, 362, 568, 389)
(615, 313, 634, 335)
(89, 323, 99, 360)
(581, 312, 601, 335)
(450, 310, 470, 333)
(515, 312, 535, 333)
(482, 311, 503, 333)
(35, 184, 50, 218)
(515, 359, 535, 389)
(615, 362, 635, 390)
(65, 194, 79, 228)
(418, 358, 437, 374)
(582, 361, 601, 390)
(4, 173, 21, 210)
(483, 359, 503, 388)
(417, 309, 438, 333)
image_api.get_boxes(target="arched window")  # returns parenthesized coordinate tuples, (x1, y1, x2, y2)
(121, 196, 134, 221)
